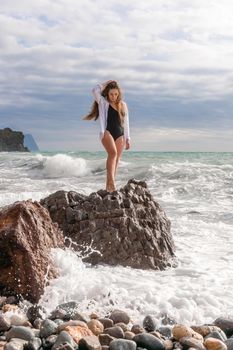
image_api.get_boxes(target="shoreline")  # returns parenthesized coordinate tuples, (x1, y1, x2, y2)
(1, 295, 233, 350)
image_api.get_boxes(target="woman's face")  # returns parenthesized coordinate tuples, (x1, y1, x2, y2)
(108, 88, 119, 103)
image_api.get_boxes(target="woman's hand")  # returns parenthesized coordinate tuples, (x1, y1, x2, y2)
(125, 140, 130, 150)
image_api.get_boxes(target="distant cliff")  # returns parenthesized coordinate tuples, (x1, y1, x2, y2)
(0, 128, 29, 152)
(24, 134, 40, 152)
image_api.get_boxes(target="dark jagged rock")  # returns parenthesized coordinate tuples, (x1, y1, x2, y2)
(0, 128, 29, 152)
(0, 200, 64, 302)
(41, 179, 176, 270)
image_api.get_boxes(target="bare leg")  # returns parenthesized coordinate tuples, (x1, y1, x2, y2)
(101, 131, 117, 191)
(114, 136, 125, 177)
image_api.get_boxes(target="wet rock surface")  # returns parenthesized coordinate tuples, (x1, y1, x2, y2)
(41, 179, 176, 270)
(0, 201, 64, 303)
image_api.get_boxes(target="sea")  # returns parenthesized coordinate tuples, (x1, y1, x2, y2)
(0, 151, 233, 326)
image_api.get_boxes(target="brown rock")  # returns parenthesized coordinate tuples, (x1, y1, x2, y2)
(10, 313, 29, 327)
(87, 319, 104, 336)
(109, 310, 130, 325)
(115, 323, 128, 332)
(125, 331, 135, 340)
(99, 334, 115, 346)
(64, 325, 93, 344)
(0, 200, 64, 303)
(104, 326, 124, 338)
(90, 313, 99, 319)
(180, 336, 206, 350)
(41, 179, 177, 270)
(2, 304, 19, 312)
(4, 338, 27, 350)
(172, 324, 203, 342)
(0, 341, 7, 350)
(191, 326, 222, 337)
(98, 319, 114, 329)
(131, 325, 144, 334)
(58, 320, 88, 332)
(204, 338, 227, 350)
(78, 335, 101, 350)
(164, 339, 173, 350)
(150, 331, 163, 339)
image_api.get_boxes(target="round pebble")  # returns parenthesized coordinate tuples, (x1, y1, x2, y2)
(204, 338, 227, 350)
(51, 331, 76, 350)
(89, 313, 99, 319)
(57, 320, 87, 332)
(78, 335, 101, 349)
(109, 310, 130, 325)
(99, 334, 115, 346)
(179, 336, 206, 350)
(26, 337, 42, 350)
(2, 305, 19, 313)
(214, 318, 233, 337)
(5, 326, 35, 341)
(42, 335, 57, 350)
(172, 324, 203, 341)
(8, 313, 28, 327)
(39, 319, 58, 338)
(115, 323, 128, 332)
(224, 338, 233, 350)
(99, 318, 114, 329)
(164, 339, 173, 350)
(87, 319, 104, 336)
(192, 326, 223, 337)
(104, 326, 125, 339)
(4, 338, 28, 350)
(133, 333, 165, 350)
(205, 331, 227, 342)
(109, 339, 137, 350)
(125, 331, 135, 340)
(0, 314, 11, 331)
(131, 325, 144, 334)
(159, 326, 172, 338)
(143, 315, 156, 332)
(64, 325, 93, 344)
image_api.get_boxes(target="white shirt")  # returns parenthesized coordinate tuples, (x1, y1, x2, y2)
(92, 84, 130, 142)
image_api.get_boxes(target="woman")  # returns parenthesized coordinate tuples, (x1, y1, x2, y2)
(84, 80, 130, 192)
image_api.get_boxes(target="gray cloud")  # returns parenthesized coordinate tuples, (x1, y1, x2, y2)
(0, 0, 233, 150)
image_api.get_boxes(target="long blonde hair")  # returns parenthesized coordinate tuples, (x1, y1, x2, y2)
(83, 81, 126, 125)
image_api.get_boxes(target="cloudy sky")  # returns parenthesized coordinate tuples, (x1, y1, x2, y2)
(0, 0, 233, 151)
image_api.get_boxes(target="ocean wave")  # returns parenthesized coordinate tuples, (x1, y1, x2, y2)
(35, 154, 90, 178)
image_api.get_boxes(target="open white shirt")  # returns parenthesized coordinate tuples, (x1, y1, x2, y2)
(92, 84, 130, 142)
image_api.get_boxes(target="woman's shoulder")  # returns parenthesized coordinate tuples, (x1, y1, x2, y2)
(121, 100, 128, 107)
(121, 101, 128, 112)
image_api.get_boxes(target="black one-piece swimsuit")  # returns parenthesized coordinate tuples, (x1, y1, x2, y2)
(106, 104, 124, 141)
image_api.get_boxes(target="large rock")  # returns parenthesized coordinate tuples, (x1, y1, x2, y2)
(0, 200, 64, 302)
(41, 179, 176, 270)
(0, 128, 29, 152)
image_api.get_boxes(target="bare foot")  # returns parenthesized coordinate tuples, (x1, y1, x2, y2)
(106, 181, 116, 192)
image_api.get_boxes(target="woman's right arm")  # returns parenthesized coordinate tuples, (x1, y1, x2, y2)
(92, 80, 115, 103)
(92, 84, 103, 104)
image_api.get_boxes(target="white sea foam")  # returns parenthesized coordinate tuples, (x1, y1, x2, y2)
(39, 235, 233, 325)
(38, 154, 90, 178)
